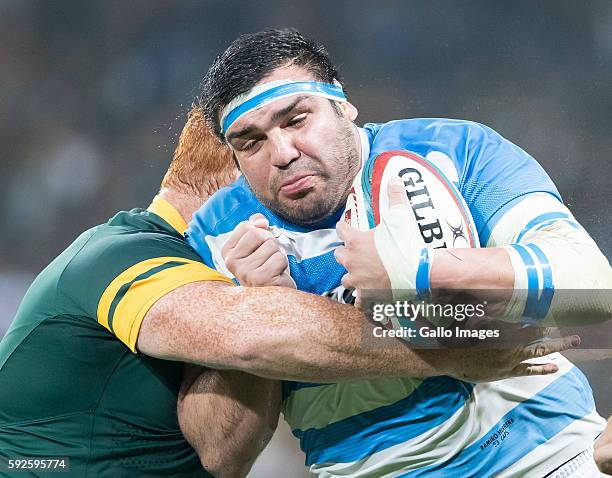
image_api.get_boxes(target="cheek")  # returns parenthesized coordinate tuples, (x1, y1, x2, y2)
(296, 121, 336, 159)
(240, 160, 271, 197)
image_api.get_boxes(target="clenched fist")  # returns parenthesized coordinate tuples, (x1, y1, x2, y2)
(222, 213, 296, 289)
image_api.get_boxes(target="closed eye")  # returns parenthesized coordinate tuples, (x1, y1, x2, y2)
(240, 137, 264, 152)
(287, 113, 307, 127)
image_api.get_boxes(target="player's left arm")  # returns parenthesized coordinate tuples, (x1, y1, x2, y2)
(177, 366, 281, 478)
(337, 188, 612, 326)
(435, 191, 612, 324)
(337, 123, 612, 326)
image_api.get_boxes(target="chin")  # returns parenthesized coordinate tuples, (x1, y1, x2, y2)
(290, 204, 337, 226)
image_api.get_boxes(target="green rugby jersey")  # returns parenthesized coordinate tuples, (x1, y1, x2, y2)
(0, 196, 232, 477)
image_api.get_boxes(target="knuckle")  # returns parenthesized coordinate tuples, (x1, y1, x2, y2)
(234, 221, 251, 236)
(534, 343, 547, 358)
(341, 274, 353, 289)
(264, 239, 281, 257)
(248, 271, 265, 286)
(267, 252, 284, 272)
(266, 235, 282, 250)
(334, 248, 346, 265)
(275, 250, 288, 268)
(224, 256, 237, 271)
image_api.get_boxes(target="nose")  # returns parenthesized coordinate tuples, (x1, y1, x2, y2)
(269, 129, 300, 168)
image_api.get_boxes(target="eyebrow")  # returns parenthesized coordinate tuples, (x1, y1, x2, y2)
(271, 95, 307, 122)
(226, 125, 256, 143)
(226, 96, 308, 143)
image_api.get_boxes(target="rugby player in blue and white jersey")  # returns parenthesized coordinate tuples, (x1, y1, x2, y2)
(185, 29, 612, 477)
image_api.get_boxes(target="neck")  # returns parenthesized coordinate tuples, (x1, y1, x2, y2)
(157, 187, 208, 224)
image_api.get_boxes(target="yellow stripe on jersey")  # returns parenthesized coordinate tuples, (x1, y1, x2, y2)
(147, 195, 189, 235)
(97, 256, 233, 352)
(283, 377, 423, 431)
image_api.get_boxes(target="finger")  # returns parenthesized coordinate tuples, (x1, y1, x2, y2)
(595, 416, 612, 448)
(222, 220, 252, 254)
(278, 270, 297, 289)
(243, 237, 282, 269)
(354, 289, 362, 309)
(258, 250, 290, 278)
(520, 335, 580, 361)
(341, 272, 355, 289)
(249, 213, 269, 229)
(232, 227, 276, 259)
(594, 442, 612, 474)
(334, 246, 348, 268)
(336, 220, 352, 243)
(508, 362, 559, 378)
(387, 176, 409, 210)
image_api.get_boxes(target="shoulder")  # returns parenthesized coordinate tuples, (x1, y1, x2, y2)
(74, 212, 201, 272)
(65, 211, 228, 351)
(363, 118, 503, 162)
(364, 117, 494, 138)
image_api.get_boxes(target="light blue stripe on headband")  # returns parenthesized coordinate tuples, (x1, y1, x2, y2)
(222, 81, 346, 134)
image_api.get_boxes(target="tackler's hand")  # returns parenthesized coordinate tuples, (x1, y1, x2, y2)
(222, 213, 296, 288)
(595, 415, 612, 475)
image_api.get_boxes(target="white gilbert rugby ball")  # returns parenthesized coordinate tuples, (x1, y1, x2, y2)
(344, 150, 480, 249)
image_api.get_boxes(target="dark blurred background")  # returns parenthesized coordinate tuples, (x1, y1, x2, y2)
(1, 1, 611, 476)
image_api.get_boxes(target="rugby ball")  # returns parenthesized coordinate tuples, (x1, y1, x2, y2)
(344, 150, 479, 249)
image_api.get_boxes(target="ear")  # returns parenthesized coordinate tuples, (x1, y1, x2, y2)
(338, 101, 358, 121)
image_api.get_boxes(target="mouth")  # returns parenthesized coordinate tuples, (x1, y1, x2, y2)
(279, 173, 316, 197)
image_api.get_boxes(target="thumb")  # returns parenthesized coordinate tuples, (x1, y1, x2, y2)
(249, 213, 269, 229)
(387, 177, 409, 210)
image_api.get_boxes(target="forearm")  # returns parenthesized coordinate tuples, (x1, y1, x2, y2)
(431, 247, 513, 290)
(139, 282, 571, 382)
(177, 366, 280, 478)
(138, 282, 456, 381)
(430, 238, 612, 326)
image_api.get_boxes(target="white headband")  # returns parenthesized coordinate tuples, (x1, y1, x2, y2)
(220, 79, 347, 134)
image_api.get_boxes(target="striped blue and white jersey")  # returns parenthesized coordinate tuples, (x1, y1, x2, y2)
(186, 118, 605, 477)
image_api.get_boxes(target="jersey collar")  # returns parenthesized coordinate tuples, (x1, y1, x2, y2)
(147, 195, 188, 235)
(358, 127, 370, 167)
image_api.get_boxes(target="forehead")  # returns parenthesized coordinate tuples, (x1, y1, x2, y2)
(228, 95, 318, 136)
(224, 65, 324, 137)
(260, 63, 317, 84)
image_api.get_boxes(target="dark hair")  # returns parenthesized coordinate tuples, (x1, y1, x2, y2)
(199, 28, 344, 140)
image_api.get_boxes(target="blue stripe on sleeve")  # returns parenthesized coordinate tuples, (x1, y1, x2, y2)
(525, 243, 555, 320)
(534, 218, 581, 233)
(415, 248, 431, 300)
(511, 244, 540, 323)
(516, 212, 569, 243)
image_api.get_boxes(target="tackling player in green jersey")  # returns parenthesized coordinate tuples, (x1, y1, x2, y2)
(0, 108, 235, 477)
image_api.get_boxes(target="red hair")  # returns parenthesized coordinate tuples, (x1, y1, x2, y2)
(161, 105, 237, 198)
